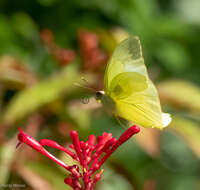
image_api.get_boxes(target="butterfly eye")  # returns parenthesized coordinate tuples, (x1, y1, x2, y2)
(95, 92, 103, 101)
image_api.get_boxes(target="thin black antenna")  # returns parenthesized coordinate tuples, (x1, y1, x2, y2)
(74, 77, 96, 92)
(81, 77, 90, 86)
(74, 82, 95, 92)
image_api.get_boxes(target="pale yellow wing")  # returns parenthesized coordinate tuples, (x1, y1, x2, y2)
(115, 80, 164, 129)
(104, 37, 170, 129)
(104, 36, 147, 94)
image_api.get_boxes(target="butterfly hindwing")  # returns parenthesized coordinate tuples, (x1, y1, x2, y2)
(115, 80, 163, 128)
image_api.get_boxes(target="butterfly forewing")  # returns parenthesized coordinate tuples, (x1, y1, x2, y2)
(104, 36, 148, 94)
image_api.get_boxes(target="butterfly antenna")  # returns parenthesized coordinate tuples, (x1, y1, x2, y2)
(74, 77, 96, 92)
(81, 77, 90, 86)
(74, 82, 95, 92)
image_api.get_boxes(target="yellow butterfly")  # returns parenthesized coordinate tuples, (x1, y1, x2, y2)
(96, 36, 171, 129)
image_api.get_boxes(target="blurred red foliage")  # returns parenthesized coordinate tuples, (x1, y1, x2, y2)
(40, 29, 75, 66)
(78, 29, 108, 71)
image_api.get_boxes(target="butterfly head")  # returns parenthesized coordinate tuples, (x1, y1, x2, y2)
(95, 91, 105, 103)
(95, 91, 115, 112)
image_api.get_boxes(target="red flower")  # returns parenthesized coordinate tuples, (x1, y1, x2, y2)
(17, 126, 140, 190)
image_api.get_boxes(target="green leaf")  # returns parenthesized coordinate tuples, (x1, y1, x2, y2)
(12, 12, 39, 41)
(157, 174, 199, 190)
(0, 15, 15, 52)
(168, 116, 200, 157)
(0, 139, 17, 184)
(1, 65, 79, 124)
(160, 131, 198, 173)
(158, 80, 200, 113)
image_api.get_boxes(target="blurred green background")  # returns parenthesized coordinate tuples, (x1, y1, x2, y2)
(0, 0, 200, 189)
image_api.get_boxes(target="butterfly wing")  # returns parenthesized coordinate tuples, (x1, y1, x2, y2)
(104, 36, 147, 93)
(115, 79, 164, 128)
(104, 37, 168, 129)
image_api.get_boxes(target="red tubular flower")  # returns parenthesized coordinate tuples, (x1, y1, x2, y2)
(17, 125, 140, 190)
